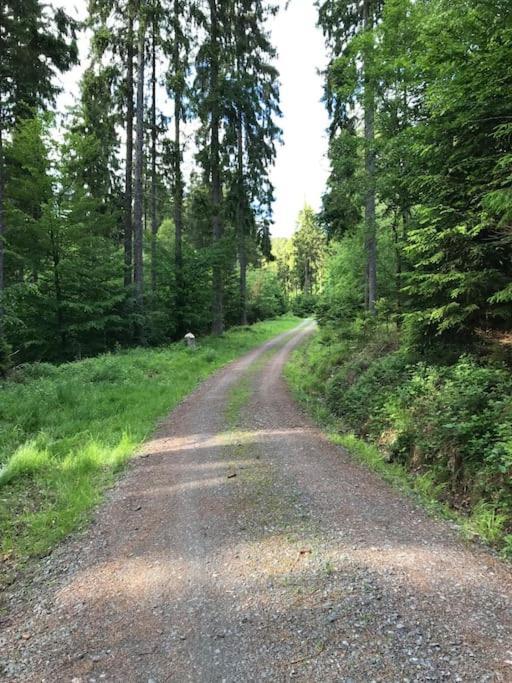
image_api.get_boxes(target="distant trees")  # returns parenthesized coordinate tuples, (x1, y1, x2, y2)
(292, 206, 326, 296)
(269, 205, 328, 316)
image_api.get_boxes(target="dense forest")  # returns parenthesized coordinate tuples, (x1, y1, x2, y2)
(1, 0, 512, 555)
(0, 0, 304, 368)
(293, 0, 512, 552)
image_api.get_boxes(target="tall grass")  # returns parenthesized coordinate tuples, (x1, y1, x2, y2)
(0, 316, 301, 569)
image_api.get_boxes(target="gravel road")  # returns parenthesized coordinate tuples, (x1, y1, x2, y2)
(1, 321, 512, 682)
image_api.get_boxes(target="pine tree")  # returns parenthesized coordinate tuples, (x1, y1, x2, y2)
(166, 0, 192, 335)
(133, 6, 147, 342)
(226, 0, 281, 325)
(194, 0, 231, 335)
(292, 205, 326, 295)
(318, 0, 383, 314)
(0, 1, 77, 331)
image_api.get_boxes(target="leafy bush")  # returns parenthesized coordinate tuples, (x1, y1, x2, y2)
(246, 270, 286, 322)
(326, 350, 411, 436)
(293, 322, 512, 549)
(291, 292, 318, 317)
(0, 336, 11, 377)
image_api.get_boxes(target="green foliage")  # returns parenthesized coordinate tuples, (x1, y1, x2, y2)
(0, 336, 11, 376)
(288, 323, 512, 550)
(318, 0, 512, 343)
(292, 205, 327, 295)
(0, 315, 301, 569)
(291, 292, 318, 317)
(246, 269, 286, 322)
(326, 349, 410, 436)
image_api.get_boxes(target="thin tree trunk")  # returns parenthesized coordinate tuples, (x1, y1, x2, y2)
(49, 224, 65, 354)
(133, 14, 146, 343)
(150, 15, 158, 294)
(209, 0, 224, 336)
(0, 122, 5, 327)
(364, 0, 377, 315)
(304, 261, 311, 295)
(173, 0, 184, 336)
(124, 5, 135, 288)
(236, 112, 248, 326)
(391, 211, 402, 319)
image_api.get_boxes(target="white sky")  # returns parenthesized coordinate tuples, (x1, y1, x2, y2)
(53, 0, 329, 238)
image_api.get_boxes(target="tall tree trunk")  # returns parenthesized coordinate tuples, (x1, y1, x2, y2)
(391, 211, 402, 319)
(173, 0, 185, 336)
(124, 5, 135, 288)
(363, 0, 377, 315)
(49, 223, 65, 355)
(0, 122, 5, 328)
(150, 15, 158, 294)
(133, 14, 146, 344)
(209, 0, 224, 336)
(236, 112, 248, 326)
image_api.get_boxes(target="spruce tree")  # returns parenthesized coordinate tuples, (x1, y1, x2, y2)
(0, 1, 77, 330)
(133, 6, 147, 342)
(226, 0, 281, 325)
(318, 0, 383, 314)
(194, 0, 231, 335)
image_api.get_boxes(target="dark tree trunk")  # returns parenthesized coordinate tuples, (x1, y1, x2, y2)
(236, 112, 247, 326)
(133, 15, 146, 343)
(363, 0, 377, 315)
(173, 0, 185, 336)
(150, 16, 158, 294)
(124, 6, 135, 288)
(49, 224, 65, 354)
(209, 0, 224, 336)
(0, 122, 5, 327)
(391, 211, 402, 319)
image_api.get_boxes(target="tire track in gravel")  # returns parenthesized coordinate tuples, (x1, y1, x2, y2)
(1, 320, 512, 683)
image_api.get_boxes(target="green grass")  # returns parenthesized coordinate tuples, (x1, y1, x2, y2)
(285, 333, 511, 556)
(0, 315, 301, 571)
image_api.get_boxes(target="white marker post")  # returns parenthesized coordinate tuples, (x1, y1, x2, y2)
(184, 332, 196, 349)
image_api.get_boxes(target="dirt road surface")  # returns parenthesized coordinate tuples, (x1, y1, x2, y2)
(2, 322, 512, 682)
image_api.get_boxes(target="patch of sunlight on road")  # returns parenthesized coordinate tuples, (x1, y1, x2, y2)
(142, 428, 310, 456)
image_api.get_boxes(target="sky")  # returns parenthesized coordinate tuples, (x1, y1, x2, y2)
(52, 0, 330, 239)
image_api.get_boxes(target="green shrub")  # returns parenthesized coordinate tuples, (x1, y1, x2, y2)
(291, 292, 318, 317)
(326, 351, 411, 436)
(246, 269, 287, 322)
(0, 336, 11, 377)
(291, 321, 512, 550)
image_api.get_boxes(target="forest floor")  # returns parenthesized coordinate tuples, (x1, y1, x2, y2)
(1, 321, 512, 682)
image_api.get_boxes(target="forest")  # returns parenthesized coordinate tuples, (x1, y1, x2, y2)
(290, 0, 512, 554)
(1, 0, 512, 566)
(0, 0, 303, 368)
(2, 3, 512, 680)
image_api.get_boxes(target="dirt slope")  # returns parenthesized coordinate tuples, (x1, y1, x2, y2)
(1, 322, 512, 682)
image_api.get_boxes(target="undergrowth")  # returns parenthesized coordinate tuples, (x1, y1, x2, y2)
(285, 323, 512, 557)
(0, 315, 301, 575)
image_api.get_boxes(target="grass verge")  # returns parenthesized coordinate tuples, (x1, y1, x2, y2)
(285, 331, 511, 557)
(0, 315, 301, 577)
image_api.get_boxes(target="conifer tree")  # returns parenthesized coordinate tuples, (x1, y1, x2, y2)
(0, 1, 77, 329)
(318, 0, 383, 314)
(194, 0, 231, 335)
(165, 0, 192, 335)
(133, 6, 147, 342)
(226, 0, 281, 325)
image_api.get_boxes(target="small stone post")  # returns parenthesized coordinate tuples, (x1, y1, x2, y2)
(184, 332, 196, 349)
